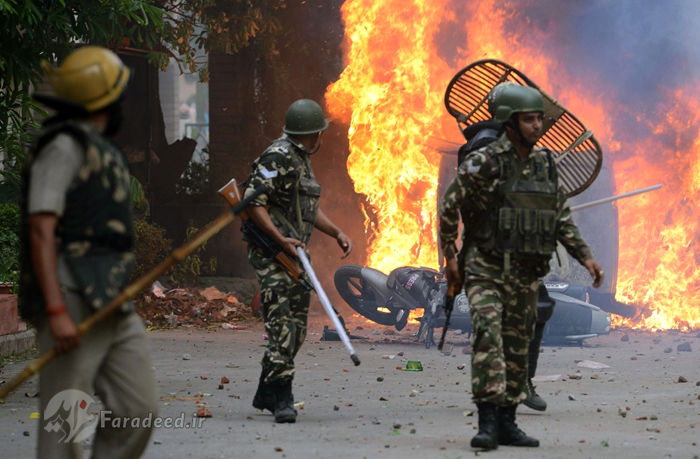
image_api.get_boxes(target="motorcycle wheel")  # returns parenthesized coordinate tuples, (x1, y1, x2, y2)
(334, 265, 398, 326)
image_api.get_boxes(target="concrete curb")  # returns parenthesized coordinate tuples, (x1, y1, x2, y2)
(0, 329, 36, 357)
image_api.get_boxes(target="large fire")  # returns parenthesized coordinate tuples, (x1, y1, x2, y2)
(325, 0, 699, 331)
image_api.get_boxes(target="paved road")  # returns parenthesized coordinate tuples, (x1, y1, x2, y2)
(1, 319, 698, 458)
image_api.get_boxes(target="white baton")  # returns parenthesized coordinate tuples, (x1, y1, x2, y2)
(295, 247, 360, 366)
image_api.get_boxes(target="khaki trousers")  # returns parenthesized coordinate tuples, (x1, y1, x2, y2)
(37, 288, 158, 459)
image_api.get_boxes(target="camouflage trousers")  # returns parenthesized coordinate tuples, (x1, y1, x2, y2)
(249, 246, 311, 384)
(466, 274, 538, 405)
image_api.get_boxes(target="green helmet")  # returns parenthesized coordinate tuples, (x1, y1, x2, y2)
(283, 99, 329, 135)
(487, 82, 544, 123)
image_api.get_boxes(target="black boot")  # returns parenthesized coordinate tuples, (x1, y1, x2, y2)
(252, 369, 276, 412)
(272, 379, 297, 423)
(523, 378, 547, 411)
(470, 403, 498, 450)
(497, 405, 539, 447)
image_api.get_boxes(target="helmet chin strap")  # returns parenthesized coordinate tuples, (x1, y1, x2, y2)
(308, 133, 323, 154)
(507, 115, 536, 149)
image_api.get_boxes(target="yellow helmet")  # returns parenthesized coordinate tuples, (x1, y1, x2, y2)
(38, 46, 130, 113)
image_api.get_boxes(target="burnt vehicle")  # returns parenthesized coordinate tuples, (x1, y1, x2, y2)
(334, 265, 611, 347)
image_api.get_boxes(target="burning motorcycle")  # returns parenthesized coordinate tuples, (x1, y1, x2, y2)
(334, 264, 612, 347)
(334, 265, 469, 347)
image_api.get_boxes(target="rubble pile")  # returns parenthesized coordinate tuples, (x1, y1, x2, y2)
(137, 283, 257, 329)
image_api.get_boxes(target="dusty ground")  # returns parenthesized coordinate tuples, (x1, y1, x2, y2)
(1, 315, 699, 459)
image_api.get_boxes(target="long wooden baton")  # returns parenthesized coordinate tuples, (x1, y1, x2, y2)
(0, 183, 266, 402)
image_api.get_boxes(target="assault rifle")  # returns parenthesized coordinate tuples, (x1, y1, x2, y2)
(218, 179, 311, 289)
(218, 179, 360, 366)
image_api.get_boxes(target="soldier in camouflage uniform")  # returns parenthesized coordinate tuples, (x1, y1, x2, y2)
(20, 47, 158, 458)
(242, 99, 352, 423)
(438, 82, 603, 450)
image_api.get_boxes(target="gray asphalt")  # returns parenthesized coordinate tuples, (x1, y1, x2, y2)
(1, 318, 699, 459)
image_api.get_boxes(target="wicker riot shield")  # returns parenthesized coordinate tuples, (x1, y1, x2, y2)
(444, 59, 603, 197)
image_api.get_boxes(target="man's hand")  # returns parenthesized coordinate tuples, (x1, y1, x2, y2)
(336, 232, 352, 259)
(444, 257, 463, 293)
(281, 237, 305, 258)
(584, 258, 604, 288)
(48, 312, 80, 354)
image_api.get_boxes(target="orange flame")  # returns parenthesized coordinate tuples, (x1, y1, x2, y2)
(325, 0, 700, 330)
(612, 87, 700, 331)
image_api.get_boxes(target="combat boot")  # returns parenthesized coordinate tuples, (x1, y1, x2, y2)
(497, 404, 539, 447)
(470, 403, 498, 450)
(272, 379, 297, 423)
(523, 378, 547, 411)
(252, 369, 276, 413)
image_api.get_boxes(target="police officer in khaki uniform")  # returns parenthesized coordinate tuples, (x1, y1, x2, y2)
(20, 46, 158, 458)
(243, 99, 352, 423)
(439, 83, 603, 450)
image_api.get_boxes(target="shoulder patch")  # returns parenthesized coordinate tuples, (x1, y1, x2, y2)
(464, 152, 487, 174)
(259, 165, 278, 179)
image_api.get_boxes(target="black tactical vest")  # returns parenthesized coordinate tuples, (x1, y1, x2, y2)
(19, 120, 134, 319)
(477, 147, 558, 260)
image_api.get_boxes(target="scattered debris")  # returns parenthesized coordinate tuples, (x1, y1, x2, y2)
(677, 342, 692, 352)
(664, 348, 673, 353)
(621, 334, 629, 342)
(457, 364, 466, 370)
(138, 284, 255, 329)
(618, 407, 628, 418)
(24, 391, 38, 398)
(377, 377, 384, 382)
(533, 374, 561, 382)
(151, 281, 166, 298)
(195, 408, 212, 418)
(403, 361, 421, 371)
(678, 376, 688, 383)
(568, 394, 576, 401)
(577, 360, 610, 369)
(199, 286, 228, 301)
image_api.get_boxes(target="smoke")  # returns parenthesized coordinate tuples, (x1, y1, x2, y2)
(435, 0, 700, 159)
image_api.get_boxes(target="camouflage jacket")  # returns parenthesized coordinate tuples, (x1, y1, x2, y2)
(438, 133, 592, 277)
(19, 120, 134, 318)
(243, 134, 321, 245)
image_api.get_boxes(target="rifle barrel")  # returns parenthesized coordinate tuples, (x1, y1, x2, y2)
(570, 184, 662, 212)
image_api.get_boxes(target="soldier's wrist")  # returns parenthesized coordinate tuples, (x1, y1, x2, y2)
(46, 302, 68, 317)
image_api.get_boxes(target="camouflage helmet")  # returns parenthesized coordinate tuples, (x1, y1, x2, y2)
(283, 99, 329, 135)
(487, 82, 544, 123)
